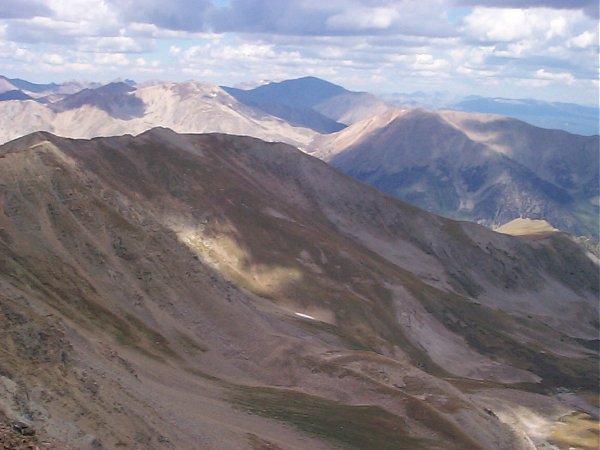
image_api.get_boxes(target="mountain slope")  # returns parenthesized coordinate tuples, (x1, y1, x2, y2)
(0, 90, 34, 101)
(0, 81, 317, 147)
(314, 91, 391, 125)
(223, 76, 348, 133)
(220, 86, 346, 133)
(0, 74, 98, 97)
(50, 81, 142, 119)
(0, 75, 59, 93)
(0, 130, 597, 449)
(225, 76, 348, 109)
(223, 76, 390, 132)
(312, 108, 599, 237)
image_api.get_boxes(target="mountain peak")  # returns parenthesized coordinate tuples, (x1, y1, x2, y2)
(224, 76, 348, 109)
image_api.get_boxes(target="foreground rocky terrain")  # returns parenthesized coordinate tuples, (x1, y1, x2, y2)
(0, 129, 597, 449)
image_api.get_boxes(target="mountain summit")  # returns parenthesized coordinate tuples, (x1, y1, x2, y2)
(225, 76, 348, 109)
(223, 76, 389, 132)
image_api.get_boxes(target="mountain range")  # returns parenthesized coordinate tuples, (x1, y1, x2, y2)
(383, 91, 599, 137)
(1, 75, 597, 241)
(0, 80, 317, 149)
(451, 96, 599, 137)
(223, 76, 389, 132)
(0, 129, 597, 449)
(311, 108, 599, 237)
(0, 74, 101, 97)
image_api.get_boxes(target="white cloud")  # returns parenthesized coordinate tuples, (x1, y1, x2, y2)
(546, 16, 566, 39)
(410, 53, 451, 77)
(220, 43, 277, 60)
(413, 53, 449, 71)
(0, 0, 596, 103)
(534, 68, 575, 84)
(318, 46, 345, 59)
(455, 65, 497, 77)
(569, 30, 597, 48)
(462, 8, 571, 42)
(494, 41, 533, 58)
(516, 78, 552, 88)
(388, 53, 411, 63)
(46, 0, 117, 23)
(79, 36, 151, 53)
(326, 7, 400, 31)
(94, 53, 130, 66)
(14, 48, 36, 62)
(43, 53, 64, 65)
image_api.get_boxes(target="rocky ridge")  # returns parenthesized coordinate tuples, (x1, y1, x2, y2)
(0, 129, 597, 449)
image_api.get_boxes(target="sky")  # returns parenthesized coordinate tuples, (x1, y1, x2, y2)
(0, 0, 598, 104)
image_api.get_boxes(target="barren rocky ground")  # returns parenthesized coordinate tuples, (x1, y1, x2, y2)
(0, 129, 597, 449)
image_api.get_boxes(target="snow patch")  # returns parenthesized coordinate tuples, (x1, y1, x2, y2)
(294, 312, 316, 320)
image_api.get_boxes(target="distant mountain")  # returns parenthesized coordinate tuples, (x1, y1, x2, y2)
(0, 80, 317, 147)
(311, 108, 599, 237)
(383, 90, 461, 109)
(0, 129, 596, 449)
(0, 74, 101, 97)
(0, 75, 59, 93)
(223, 76, 390, 133)
(385, 91, 599, 136)
(313, 90, 390, 125)
(0, 90, 34, 101)
(50, 81, 143, 119)
(452, 96, 599, 136)
(226, 76, 348, 109)
(223, 77, 347, 133)
(0, 77, 16, 93)
(222, 88, 346, 133)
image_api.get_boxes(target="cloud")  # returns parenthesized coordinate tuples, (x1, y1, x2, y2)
(0, 0, 53, 19)
(326, 6, 401, 31)
(94, 53, 130, 66)
(4, 17, 83, 44)
(461, 8, 574, 43)
(0, 0, 596, 104)
(569, 30, 597, 49)
(42, 53, 64, 65)
(4, 0, 122, 44)
(107, 0, 214, 32)
(458, 6, 597, 79)
(210, 0, 331, 35)
(534, 68, 575, 84)
(454, 0, 598, 18)
(78, 36, 153, 53)
(210, 0, 452, 37)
